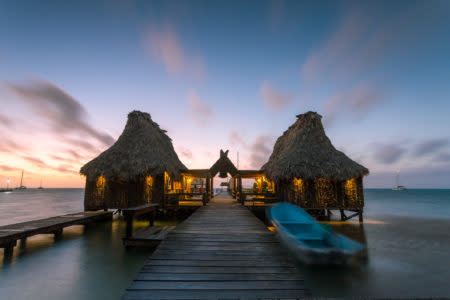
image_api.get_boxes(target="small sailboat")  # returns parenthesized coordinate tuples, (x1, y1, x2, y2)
(15, 170, 27, 190)
(37, 179, 44, 190)
(392, 172, 406, 191)
(268, 202, 366, 265)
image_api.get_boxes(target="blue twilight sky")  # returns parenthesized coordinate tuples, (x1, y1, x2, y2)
(0, 0, 449, 188)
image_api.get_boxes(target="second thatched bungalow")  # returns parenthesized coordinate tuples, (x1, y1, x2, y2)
(80, 111, 187, 210)
(262, 111, 369, 221)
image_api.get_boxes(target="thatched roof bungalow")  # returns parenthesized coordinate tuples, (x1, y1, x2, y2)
(262, 111, 369, 221)
(80, 111, 187, 210)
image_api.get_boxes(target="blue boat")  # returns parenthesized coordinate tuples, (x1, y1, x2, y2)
(268, 202, 366, 265)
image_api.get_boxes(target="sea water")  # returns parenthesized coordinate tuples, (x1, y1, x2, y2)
(0, 188, 449, 298)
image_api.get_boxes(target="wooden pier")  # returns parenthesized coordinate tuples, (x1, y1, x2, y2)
(123, 192, 306, 300)
(0, 211, 112, 258)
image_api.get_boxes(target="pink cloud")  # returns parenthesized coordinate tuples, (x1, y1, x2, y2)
(229, 130, 248, 147)
(146, 27, 206, 79)
(322, 83, 384, 126)
(260, 81, 293, 111)
(188, 91, 214, 127)
(177, 146, 194, 160)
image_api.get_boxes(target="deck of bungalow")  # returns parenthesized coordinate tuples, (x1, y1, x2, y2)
(122, 191, 306, 300)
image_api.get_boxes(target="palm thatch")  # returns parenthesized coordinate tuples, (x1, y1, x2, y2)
(262, 111, 368, 182)
(80, 110, 187, 181)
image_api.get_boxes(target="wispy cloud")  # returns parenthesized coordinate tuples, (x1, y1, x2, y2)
(0, 114, 13, 127)
(260, 81, 293, 111)
(249, 136, 273, 169)
(0, 165, 21, 172)
(301, 3, 437, 126)
(322, 83, 384, 126)
(268, 0, 285, 30)
(146, 26, 206, 79)
(5, 78, 114, 146)
(373, 144, 407, 164)
(301, 7, 371, 83)
(414, 138, 449, 157)
(188, 91, 214, 127)
(435, 152, 450, 162)
(177, 146, 193, 160)
(229, 130, 247, 146)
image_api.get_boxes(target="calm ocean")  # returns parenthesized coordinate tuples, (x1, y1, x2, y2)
(0, 188, 449, 298)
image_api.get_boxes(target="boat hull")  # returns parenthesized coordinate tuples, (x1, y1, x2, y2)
(268, 203, 366, 266)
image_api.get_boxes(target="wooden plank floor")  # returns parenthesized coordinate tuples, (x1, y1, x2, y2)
(123, 192, 305, 300)
(0, 211, 112, 255)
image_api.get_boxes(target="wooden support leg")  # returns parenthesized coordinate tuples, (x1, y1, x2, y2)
(340, 209, 346, 221)
(53, 229, 63, 239)
(359, 210, 363, 223)
(3, 240, 17, 259)
(126, 217, 133, 238)
(150, 210, 155, 227)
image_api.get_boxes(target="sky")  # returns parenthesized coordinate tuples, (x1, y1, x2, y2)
(0, 0, 450, 188)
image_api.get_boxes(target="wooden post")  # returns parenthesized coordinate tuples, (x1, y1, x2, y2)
(53, 229, 63, 239)
(210, 177, 214, 198)
(152, 174, 165, 208)
(202, 193, 207, 206)
(126, 216, 133, 239)
(237, 175, 242, 203)
(359, 209, 363, 222)
(340, 209, 346, 221)
(149, 210, 155, 227)
(206, 175, 211, 201)
(3, 240, 17, 259)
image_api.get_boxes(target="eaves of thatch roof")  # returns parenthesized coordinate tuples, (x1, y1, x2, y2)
(80, 110, 187, 180)
(262, 111, 369, 182)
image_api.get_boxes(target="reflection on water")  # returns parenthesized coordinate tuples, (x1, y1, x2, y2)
(1, 189, 450, 298)
(0, 216, 180, 300)
(294, 216, 450, 298)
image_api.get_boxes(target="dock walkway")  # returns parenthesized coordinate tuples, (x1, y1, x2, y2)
(0, 211, 112, 258)
(123, 192, 306, 299)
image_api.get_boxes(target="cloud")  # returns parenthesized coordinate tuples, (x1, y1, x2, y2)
(146, 27, 206, 79)
(0, 165, 21, 172)
(0, 114, 13, 127)
(373, 144, 407, 164)
(414, 139, 449, 157)
(229, 130, 247, 146)
(21, 155, 48, 169)
(52, 164, 79, 175)
(0, 137, 27, 153)
(269, 0, 285, 30)
(435, 152, 450, 162)
(177, 146, 193, 160)
(364, 164, 450, 188)
(188, 91, 214, 127)
(260, 81, 293, 111)
(301, 7, 371, 83)
(5, 78, 114, 146)
(322, 83, 384, 126)
(249, 136, 273, 168)
(300, 3, 437, 126)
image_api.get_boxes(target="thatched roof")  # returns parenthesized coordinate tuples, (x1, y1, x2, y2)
(80, 111, 187, 180)
(262, 111, 368, 182)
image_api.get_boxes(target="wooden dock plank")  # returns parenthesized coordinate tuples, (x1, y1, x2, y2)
(123, 192, 305, 299)
(123, 289, 305, 300)
(0, 211, 112, 257)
